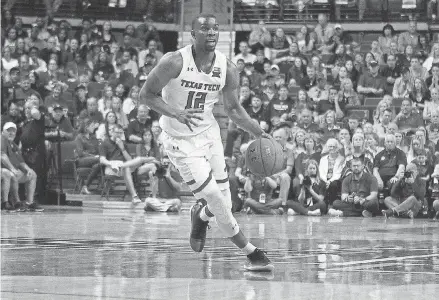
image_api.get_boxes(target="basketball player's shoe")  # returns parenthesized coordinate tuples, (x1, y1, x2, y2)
(245, 248, 274, 272)
(190, 201, 210, 252)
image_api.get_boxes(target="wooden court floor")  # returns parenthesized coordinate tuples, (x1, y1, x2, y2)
(1, 207, 438, 300)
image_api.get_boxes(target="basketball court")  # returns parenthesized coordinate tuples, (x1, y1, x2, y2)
(1, 207, 438, 299)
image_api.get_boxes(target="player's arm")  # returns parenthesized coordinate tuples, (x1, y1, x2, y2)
(223, 60, 265, 138)
(139, 51, 203, 130)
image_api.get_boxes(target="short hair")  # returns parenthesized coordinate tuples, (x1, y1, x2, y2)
(351, 157, 364, 165)
(401, 66, 411, 74)
(191, 13, 217, 30)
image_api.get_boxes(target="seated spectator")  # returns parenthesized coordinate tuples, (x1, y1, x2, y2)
(1, 102, 24, 144)
(409, 77, 429, 110)
(426, 108, 439, 145)
(320, 110, 341, 142)
(111, 97, 129, 129)
(330, 157, 379, 217)
(307, 73, 330, 107)
(310, 56, 327, 78)
(243, 173, 282, 215)
(44, 104, 74, 142)
(135, 61, 153, 87)
(331, 65, 349, 89)
(394, 131, 408, 152)
(326, 44, 353, 71)
(135, 128, 161, 177)
(379, 54, 401, 95)
(370, 40, 384, 65)
(78, 97, 104, 125)
(289, 129, 306, 157)
(29, 47, 48, 73)
(315, 87, 344, 120)
(127, 104, 153, 143)
(233, 41, 256, 65)
(378, 24, 398, 55)
(357, 60, 385, 102)
(373, 134, 407, 191)
(15, 75, 42, 108)
(314, 14, 334, 52)
(244, 63, 263, 91)
(2, 67, 21, 112)
(264, 85, 293, 127)
(297, 108, 319, 133)
(342, 133, 374, 178)
(394, 99, 423, 136)
(92, 52, 115, 82)
(422, 43, 439, 72)
(425, 64, 439, 91)
(98, 87, 114, 117)
(299, 66, 317, 90)
(287, 159, 326, 216)
(96, 111, 125, 141)
(382, 163, 423, 219)
(268, 27, 292, 59)
(38, 59, 68, 97)
(270, 127, 293, 207)
(397, 45, 414, 69)
(286, 57, 306, 87)
(246, 94, 265, 123)
(253, 49, 271, 75)
(293, 89, 314, 116)
(1, 122, 39, 211)
(423, 87, 439, 122)
(374, 108, 393, 143)
(248, 20, 272, 53)
(115, 49, 139, 77)
(40, 36, 62, 66)
(66, 51, 92, 81)
(273, 42, 304, 75)
(143, 160, 183, 213)
(75, 119, 101, 195)
(409, 56, 428, 81)
(291, 135, 321, 198)
(44, 83, 68, 112)
(319, 138, 345, 206)
(398, 21, 419, 53)
(18, 55, 36, 78)
(345, 59, 360, 89)
(98, 124, 141, 204)
(338, 78, 361, 109)
(365, 132, 383, 156)
(25, 27, 46, 51)
(138, 39, 163, 67)
(294, 25, 316, 54)
(73, 85, 88, 116)
(345, 115, 361, 137)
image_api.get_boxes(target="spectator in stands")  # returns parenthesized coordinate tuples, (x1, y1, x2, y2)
(374, 108, 393, 142)
(382, 163, 423, 219)
(40, 36, 61, 66)
(357, 60, 385, 102)
(44, 83, 68, 112)
(271, 127, 293, 207)
(293, 89, 314, 116)
(123, 86, 140, 117)
(18, 55, 35, 78)
(422, 43, 439, 73)
(143, 160, 183, 213)
(314, 13, 333, 50)
(378, 24, 398, 55)
(100, 21, 117, 47)
(269, 27, 292, 57)
(1, 122, 40, 211)
(243, 173, 282, 215)
(345, 59, 360, 88)
(370, 41, 384, 65)
(287, 57, 306, 86)
(409, 56, 428, 81)
(92, 52, 115, 82)
(45, 104, 74, 140)
(392, 66, 412, 99)
(248, 20, 272, 53)
(330, 157, 379, 218)
(233, 41, 256, 65)
(253, 49, 270, 75)
(426, 64, 439, 91)
(319, 138, 345, 206)
(136, 17, 161, 47)
(371, 97, 391, 126)
(98, 85, 114, 115)
(96, 111, 123, 141)
(139, 39, 163, 67)
(299, 66, 317, 90)
(28, 47, 47, 73)
(338, 78, 361, 108)
(39, 59, 68, 97)
(398, 45, 414, 68)
(127, 104, 152, 143)
(294, 25, 316, 54)
(1, 47, 19, 82)
(308, 73, 330, 106)
(410, 77, 430, 110)
(379, 54, 401, 95)
(297, 108, 319, 133)
(394, 99, 423, 136)
(99, 124, 141, 204)
(398, 21, 419, 53)
(78, 97, 104, 124)
(25, 26, 46, 51)
(273, 42, 305, 74)
(2, 67, 22, 113)
(365, 132, 383, 156)
(342, 133, 374, 177)
(426, 108, 439, 145)
(66, 51, 92, 80)
(4, 27, 18, 50)
(291, 134, 321, 197)
(1, 101, 23, 143)
(112, 97, 129, 128)
(320, 110, 341, 142)
(315, 87, 344, 120)
(264, 85, 293, 126)
(373, 134, 407, 191)
(74, 119, 101, 194)
(287, 159, 326, 216)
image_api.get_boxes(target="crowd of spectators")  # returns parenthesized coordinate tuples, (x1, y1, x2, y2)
(1, 13, 182, 212)
(227, 15, 439, 220)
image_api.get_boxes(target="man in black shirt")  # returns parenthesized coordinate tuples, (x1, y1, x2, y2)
(127, 105, 153, 143)
(379, 54, 401, 95)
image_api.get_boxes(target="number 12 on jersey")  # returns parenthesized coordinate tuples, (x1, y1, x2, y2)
(185, 91, 207, 110)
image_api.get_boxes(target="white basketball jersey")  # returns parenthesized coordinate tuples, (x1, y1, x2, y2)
(160, 45, 227, 137)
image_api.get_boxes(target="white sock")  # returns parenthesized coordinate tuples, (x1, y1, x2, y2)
(241, 243, 257, 255)
(199, 206, 213, 222)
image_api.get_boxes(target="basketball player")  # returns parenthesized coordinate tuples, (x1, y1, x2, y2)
(139, 14, 274, 271)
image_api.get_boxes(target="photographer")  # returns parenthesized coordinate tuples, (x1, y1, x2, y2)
(243, 174, 283, 215)
(143, 159, 182, 213)
(330, 158, 379, 218)
(287, 160, 326, 216)
(382, 163, 424, 219)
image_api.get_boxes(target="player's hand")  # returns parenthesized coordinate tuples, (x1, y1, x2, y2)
(175, 108, 204, 132)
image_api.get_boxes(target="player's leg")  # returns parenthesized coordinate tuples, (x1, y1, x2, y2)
(206, 129, 274, 271)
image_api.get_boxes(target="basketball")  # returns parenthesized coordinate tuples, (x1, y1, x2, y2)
(245, 138, 285, 177)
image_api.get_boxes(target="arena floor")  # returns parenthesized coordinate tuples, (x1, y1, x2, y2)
(1, 207, 438, 300)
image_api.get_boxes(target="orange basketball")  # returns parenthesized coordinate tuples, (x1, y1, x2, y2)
(245, 138, 285, 177)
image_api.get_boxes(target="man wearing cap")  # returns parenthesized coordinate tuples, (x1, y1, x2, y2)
(1, 122, 42, 211)
(332, 24, 355, 48)
(45, 104, 74, 142)
(357, 60, 385, 102)
(270, 65, 286, 87)
(308, 73, 330, 105)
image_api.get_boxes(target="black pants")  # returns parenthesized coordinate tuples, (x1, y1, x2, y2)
(22, 143, 47, 203)
(77, 156, 102, 187)
(325, 180, 341, 206)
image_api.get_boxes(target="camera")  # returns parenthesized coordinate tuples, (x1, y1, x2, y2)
(155, 157, 171, 178)
(302, 176, 312, 187)
(404, 171, 413, 179)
